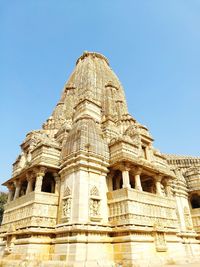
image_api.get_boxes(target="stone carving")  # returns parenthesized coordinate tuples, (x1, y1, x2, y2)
(18, 152, 26, 169)
(5, 235, 16, 254)
(124, 125, 141, 146)
(64, 186, 71, 197)
(62, 186, 72, 220)
(90, 186, 99, 196)
(89, 186, 101, 220)
(1, 51, 200, 267)
(62, 198, 71, 218)
(155, 232, 167, 252)
(90, 199, 100, 217)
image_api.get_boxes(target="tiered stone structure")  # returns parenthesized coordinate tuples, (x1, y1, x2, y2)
(0, 52, 200, 266)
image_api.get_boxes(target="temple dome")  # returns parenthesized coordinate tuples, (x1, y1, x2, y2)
(61, 115, 109, 160)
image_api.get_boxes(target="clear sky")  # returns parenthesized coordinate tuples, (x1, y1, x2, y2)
(0, 0, 200, 190)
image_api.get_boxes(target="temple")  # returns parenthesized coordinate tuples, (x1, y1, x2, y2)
(0, 52, 200, 266)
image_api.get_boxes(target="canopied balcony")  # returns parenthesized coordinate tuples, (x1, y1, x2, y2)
(1, 167, 60, 233)
(107, 164, 173, 197)
(12, 143, 61, 177)
(107, 165, 178, 230)
(109, 139, 174, 178)
(5, 167, 60, 203)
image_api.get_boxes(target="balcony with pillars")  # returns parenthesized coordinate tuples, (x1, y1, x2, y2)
(107, 166, 178, 230)
(1, 169, 60, 234)
(109, 139, 174, 179)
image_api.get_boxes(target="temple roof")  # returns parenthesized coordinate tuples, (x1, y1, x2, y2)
(6, 51, 158, 184)
(43, 51, 129, 130)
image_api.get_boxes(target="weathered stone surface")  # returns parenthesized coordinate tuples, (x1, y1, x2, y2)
(0, 51, 200, 266)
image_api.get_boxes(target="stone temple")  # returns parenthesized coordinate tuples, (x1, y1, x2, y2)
(0, 52, 200, 267)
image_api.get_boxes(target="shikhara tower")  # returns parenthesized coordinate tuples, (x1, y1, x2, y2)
(0, 52, 200, 267)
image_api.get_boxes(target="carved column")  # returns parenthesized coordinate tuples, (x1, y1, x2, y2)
(34, 167, 46, 193)
(26, 172, 34, 194)
(122, 168, 131, 188)
(53, 173, 60, 194)
(165, 179, 173, 197)
(7, 189, 13, 203)
(13, 180, 21, 200)
(134, 167, 142, 191)
(107, 171, 114, 191)
(155, 175, 163, 196)
(7, 184, 14, 203)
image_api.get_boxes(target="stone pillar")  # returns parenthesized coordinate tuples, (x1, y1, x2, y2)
(107, 172, 113, 191)
(155, 175, 163, 196)
(165, 179, 173, 197)
(7, 184, 14, 203)
(53, 173, 60, 194)
(7, 189, 13, 203)
(26, 173, 34, 194)
(34, 167, 46, 193)
(122, 167, 131, 188)
(13, 180, 21, 200)
(134, 167, 142, 191)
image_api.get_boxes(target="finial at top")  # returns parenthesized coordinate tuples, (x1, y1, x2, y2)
(76, 51, 109, 66)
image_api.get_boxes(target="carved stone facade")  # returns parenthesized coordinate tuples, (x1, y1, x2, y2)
(0, 52, 200, 266)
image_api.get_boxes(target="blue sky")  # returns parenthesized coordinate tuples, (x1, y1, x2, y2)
(0, 0, 200, 190)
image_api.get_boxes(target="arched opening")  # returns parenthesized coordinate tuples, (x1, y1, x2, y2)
(190, 194, 200, 209)
(41, 172, 55, 193)
(19, 180, 28, 197)
(112, 170, 123, 190)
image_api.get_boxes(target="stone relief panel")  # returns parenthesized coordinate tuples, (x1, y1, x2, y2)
(89, 186, 101, 222)
(155, 232, 167, 252)
(90, 199, 100, 217)
(5, 235, 16, 254)
(63, 198, 71, 218)
(62, 185, 72, 223)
